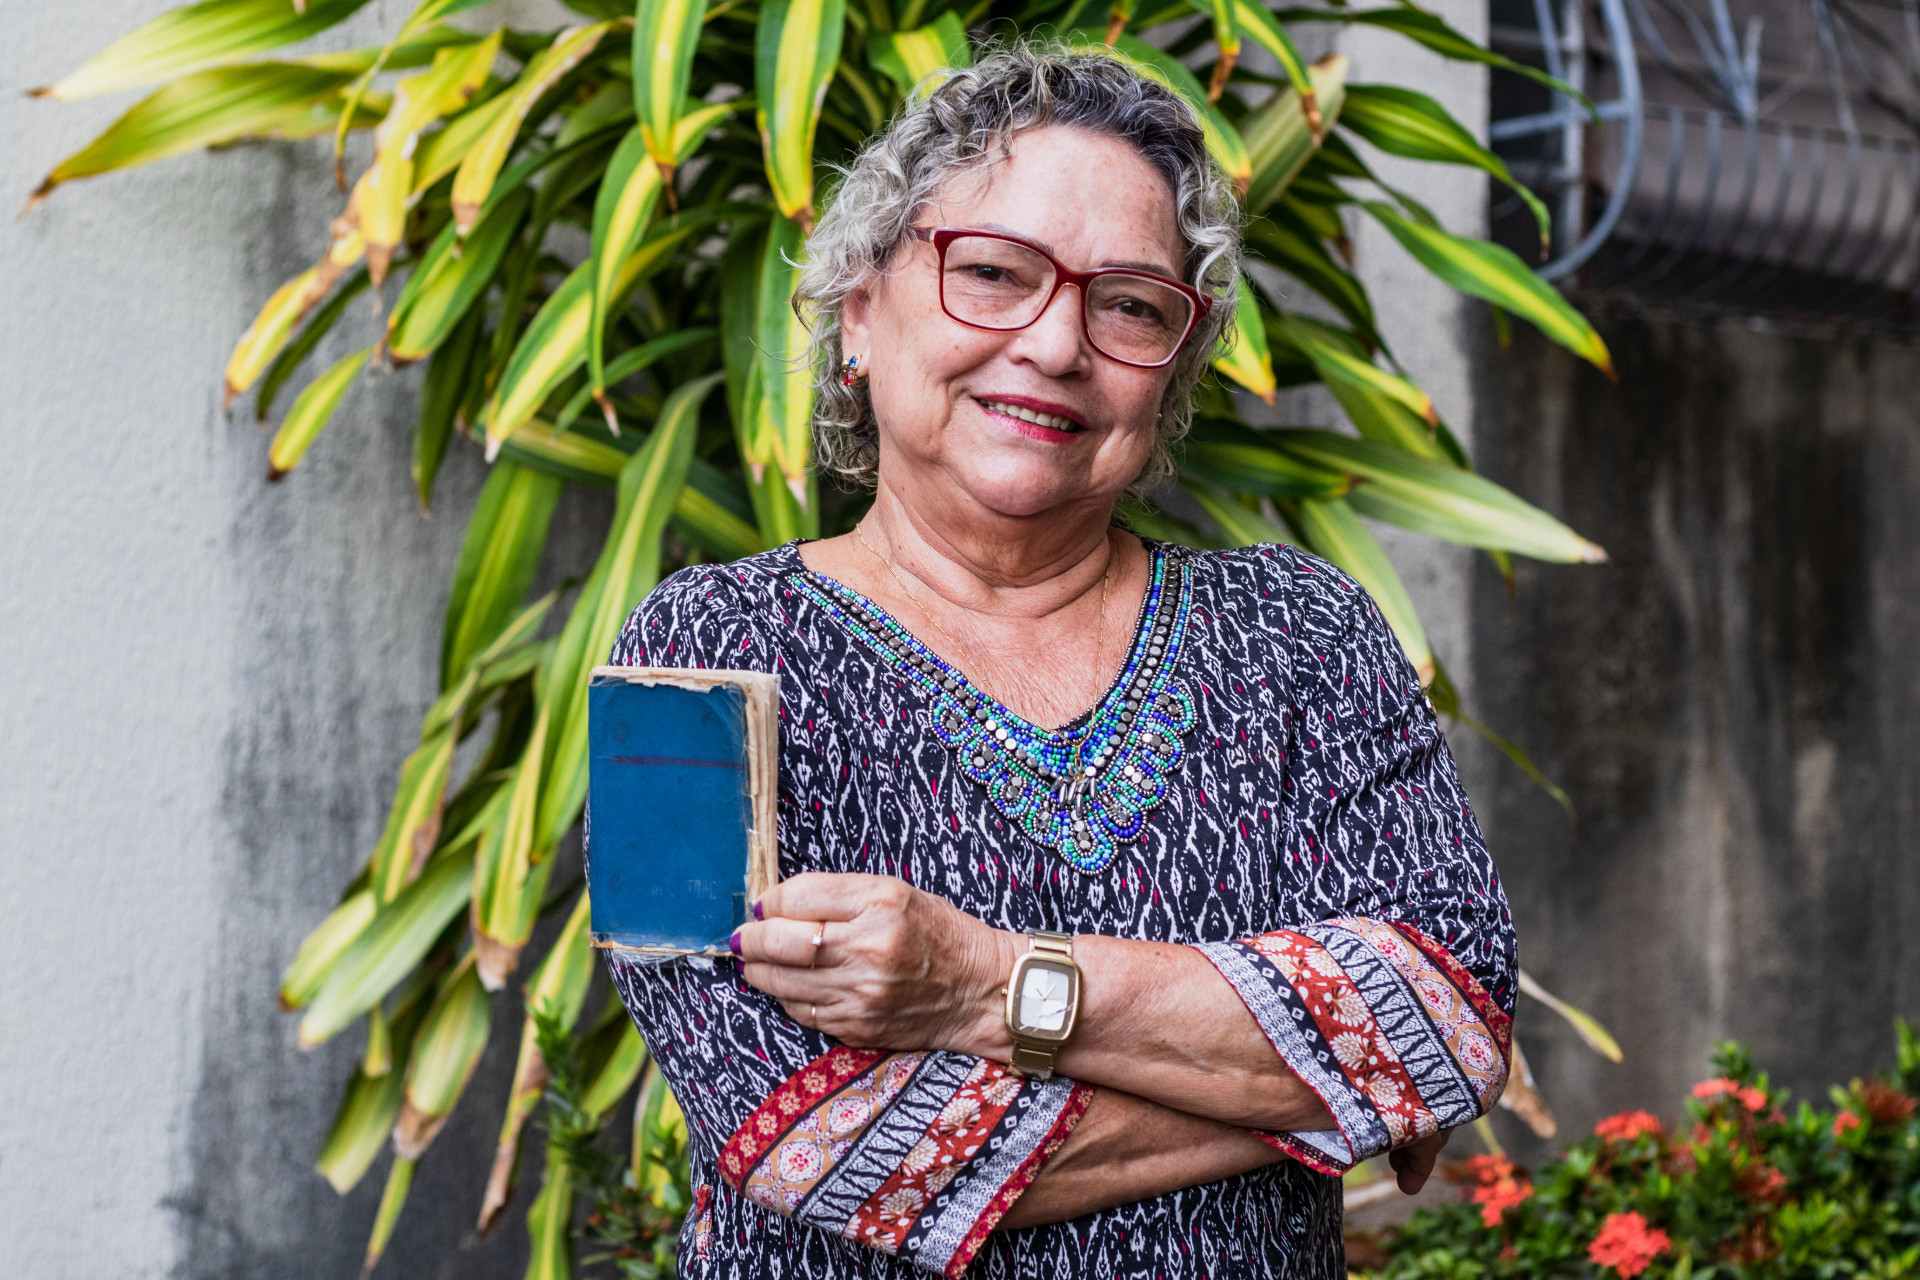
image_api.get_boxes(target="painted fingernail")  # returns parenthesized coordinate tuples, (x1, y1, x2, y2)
(728, 930, 743, 956)
(751, 899, 765, 921)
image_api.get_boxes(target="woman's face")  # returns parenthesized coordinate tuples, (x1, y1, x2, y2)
(840, 125, 1188, 521)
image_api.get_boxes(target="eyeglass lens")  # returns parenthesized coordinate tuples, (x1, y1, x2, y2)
(938, 234, 1193, 366)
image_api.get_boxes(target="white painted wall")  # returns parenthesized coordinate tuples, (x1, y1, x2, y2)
(0, 4, 510, 1275)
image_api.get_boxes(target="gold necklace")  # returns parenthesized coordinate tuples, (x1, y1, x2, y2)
(853, 524, 1113, 719)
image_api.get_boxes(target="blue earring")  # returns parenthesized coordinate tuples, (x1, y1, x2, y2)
(842, 354, 863, 386)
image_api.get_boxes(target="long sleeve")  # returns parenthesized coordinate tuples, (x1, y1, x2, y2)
(600, 563, 1092, 1277)
(1194, 553, 1515, 1175)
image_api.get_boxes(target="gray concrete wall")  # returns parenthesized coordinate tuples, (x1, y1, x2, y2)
(1469, 302, 1920, 1162)
(0, 4, 580, 1275)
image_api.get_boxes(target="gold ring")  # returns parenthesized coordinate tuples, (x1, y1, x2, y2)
(810, 1002, 820, 1027)
(810, 924, 826, 966)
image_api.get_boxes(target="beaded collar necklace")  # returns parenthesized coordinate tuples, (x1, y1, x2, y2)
(796, 543, 1197, 873)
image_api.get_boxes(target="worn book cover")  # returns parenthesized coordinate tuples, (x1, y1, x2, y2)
(586, 666, 780, 957)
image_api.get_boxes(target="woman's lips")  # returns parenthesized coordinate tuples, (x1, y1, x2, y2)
(973, 396, 1087, 443)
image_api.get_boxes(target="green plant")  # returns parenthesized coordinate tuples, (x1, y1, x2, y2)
(1364, 1021, 1920, 1279)
(34, 0, 1623, 1270)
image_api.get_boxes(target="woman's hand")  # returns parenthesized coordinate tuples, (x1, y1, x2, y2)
(732, 872, 1019, 1053)
(1388, 1127, 1452, 1194)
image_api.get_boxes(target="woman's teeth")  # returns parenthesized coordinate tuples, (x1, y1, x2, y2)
(979, 398, 1079, 431)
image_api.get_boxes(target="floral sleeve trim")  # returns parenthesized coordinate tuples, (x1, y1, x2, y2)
(1196, 918, 1510, 1173)
(719, 1045, 1091, 1277)
(907, 1075, 1092, 1277)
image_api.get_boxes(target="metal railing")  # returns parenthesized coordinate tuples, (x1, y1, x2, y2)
(1488, 0, 1920, 327)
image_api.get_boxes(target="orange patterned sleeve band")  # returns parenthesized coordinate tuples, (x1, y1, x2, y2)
(719, 1046, 1093, 1277)
(1196, 917, 1511, 1174)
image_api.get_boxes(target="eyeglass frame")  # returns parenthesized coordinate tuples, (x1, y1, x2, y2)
(904, 226, 1211, 370)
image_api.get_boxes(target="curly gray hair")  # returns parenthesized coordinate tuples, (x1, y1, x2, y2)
(794, 40, 1243, 491)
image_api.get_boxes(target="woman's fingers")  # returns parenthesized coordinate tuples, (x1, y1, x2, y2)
(1388, 1128, 1452, 1194)
(740, 961, 835, 1005)
(752, 871, 908, 924)
(734, 916, 833, 968)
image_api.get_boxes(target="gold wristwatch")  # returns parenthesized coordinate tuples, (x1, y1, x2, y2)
(1003, 930, 1081, 1079)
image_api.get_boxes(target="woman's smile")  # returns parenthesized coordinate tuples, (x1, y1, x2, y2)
(972, 393, 1089, 442)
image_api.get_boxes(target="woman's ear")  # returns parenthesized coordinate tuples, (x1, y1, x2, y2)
(840, 283, 873, 356)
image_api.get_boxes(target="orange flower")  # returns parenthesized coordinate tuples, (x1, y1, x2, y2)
(1471, 1175, 1534, 1227)
(1692, 1078, 1768, 1112)
(1595, 1110, 1663, 1143)
(1833, 1110, 1862, 1138)
(1460, 1153, 1516, 1186)
(1588, 1211, 1671, 1277)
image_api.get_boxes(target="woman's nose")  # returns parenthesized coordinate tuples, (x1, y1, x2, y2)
(1008, 282, 1093, 373)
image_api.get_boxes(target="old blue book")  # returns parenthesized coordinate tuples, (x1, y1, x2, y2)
(586, 667, 780, 957)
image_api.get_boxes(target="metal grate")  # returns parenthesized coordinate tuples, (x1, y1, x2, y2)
(1489, 0, 1920, 328)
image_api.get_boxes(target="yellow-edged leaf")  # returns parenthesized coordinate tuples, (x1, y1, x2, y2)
(1181, 0, 1240, 101)
(751, 214, 815, 506)
(1212, 282, 1276, 403)
(580, 1021, 647, 1119)
(587, 131, 666, 417)
(34, 0, 372, 100)
(478, 890, 595, 1234)
(223, 226, 365, 405)
(523, 1142, 575, 1280)
(396, 953, 492, 1153)
(1275, 427, 1608, 562)
(28, 63, 384, 209)
(298, 845, 476, 1048)
(386, 186, 529, 364)
(1340, 85, 1551, 254)
(1180, 419, 1349, 499)
(868, 12, 971, 99)
(451, 22, 615, 234)
(354, 33, 500, 283)
(1271, 313, 1447, 461)
(279, 887, 377, 1011)
(361, 1155, 415, 1274)
(473, 703, 550, 985)
(410, 90, 514, 193)
(267, 344, 371, 480)
(366, 728, 457, 902)
(1241, 53, 1345, 214)
(755, 0, 847, 227)
(1362, 202, 1613, 375)
(314, 971, 435, 1192)
(1229, 0, 1315, 120)
(1107, 36, 1251, 193)
(442, 460, 563, 690)
(634, 0, 711, 171)
(1184, 483, 1297, 550)
(484, 223, 696, 455)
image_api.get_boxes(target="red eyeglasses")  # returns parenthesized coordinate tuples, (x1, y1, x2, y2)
(906, 226, 1209, 369)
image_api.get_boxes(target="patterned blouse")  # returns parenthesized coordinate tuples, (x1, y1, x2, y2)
(602, 539, 1516, 1280)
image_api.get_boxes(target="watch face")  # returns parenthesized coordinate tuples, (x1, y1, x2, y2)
(1018, 962, 1073, 1033)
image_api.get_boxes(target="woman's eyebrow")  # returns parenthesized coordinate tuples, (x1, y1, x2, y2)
(973, 222, 1179, 277)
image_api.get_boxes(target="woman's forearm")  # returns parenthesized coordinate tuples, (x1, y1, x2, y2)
(998, 1086, 1286, 1229)
(736, 874, 1333, 1132)
(964, 930, 1335, 1132)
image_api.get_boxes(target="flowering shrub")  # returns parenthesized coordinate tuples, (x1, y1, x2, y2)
(1367, 1021, 1920, 1278)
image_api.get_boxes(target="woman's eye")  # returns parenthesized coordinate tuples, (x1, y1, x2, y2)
(1109, 296, 1166, 324)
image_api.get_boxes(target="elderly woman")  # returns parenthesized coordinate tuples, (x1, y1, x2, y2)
(604, 44, 1515, 1280)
